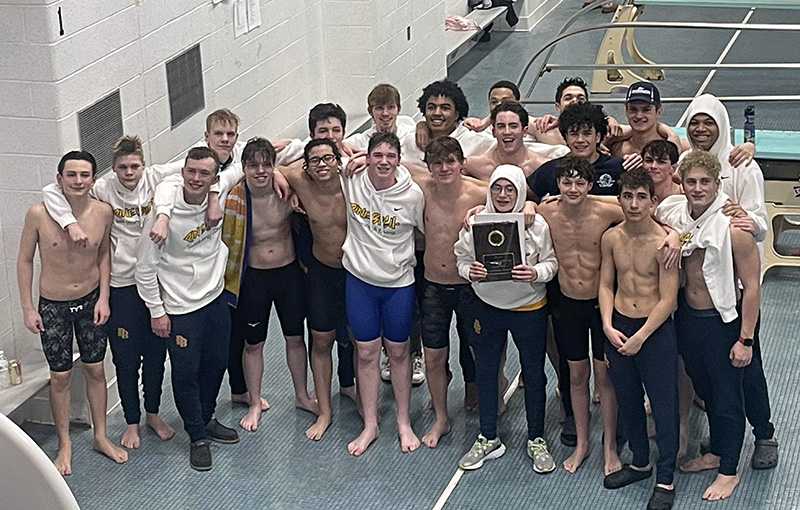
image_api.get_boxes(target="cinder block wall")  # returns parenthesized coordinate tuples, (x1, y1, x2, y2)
(0, 0, 447, 365)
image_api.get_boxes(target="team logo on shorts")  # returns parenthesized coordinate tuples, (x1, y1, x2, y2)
(473, 319, 481, 334)
(175, 335, 188, 348)
(117, 327, 129, 339)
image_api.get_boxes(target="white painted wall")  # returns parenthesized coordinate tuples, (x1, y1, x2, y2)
(0, 0, 447, 369)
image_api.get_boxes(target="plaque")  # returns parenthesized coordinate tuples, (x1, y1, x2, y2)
(472, 213, 524, 282)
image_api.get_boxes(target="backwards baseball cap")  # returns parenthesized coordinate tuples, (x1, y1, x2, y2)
(626, 81, 661, 104)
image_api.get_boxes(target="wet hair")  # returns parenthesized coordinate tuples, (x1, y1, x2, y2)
(488, 80, 521, 100)
(558, 102, 608, 143)
(490, 100, 529, 128)
(308, 103, 347, 135)
(367, 131, 401, 156)
(677, 150, 720, 181)
(641, 139, 679, 165)
(424, 136, 465, 165)
(185, 146, 221, 174)
(58, 150, 97, 176)
(367, 84, 401, 110)
(111, 135, 144, 167)
(618, 167, 655, 198)
(554, 155, 595, 183)
(417, 79, 469, 121)
(303, 138, 342, 165)
(205, 109, 240, 132)
(555, 77, 589, 103)
(241, 137, 276, 167)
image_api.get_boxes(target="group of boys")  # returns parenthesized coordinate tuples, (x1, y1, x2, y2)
(17, 75, 777, 510)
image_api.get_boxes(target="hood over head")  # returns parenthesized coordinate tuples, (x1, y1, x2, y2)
(486, 164, 526, 213)
(685, 94, 732, 158)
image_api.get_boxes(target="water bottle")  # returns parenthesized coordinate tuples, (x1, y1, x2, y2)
(744, 106, 755, 144)
(0, 350, 9, 390)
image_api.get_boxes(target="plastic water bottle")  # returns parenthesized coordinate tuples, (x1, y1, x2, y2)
(0, 351, 9, 390)
(744, 106, 755, 144)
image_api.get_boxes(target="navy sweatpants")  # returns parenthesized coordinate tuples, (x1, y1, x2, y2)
(468, 298, 548, 442)
(744, 314, 775, 440)
(676, 294, 745, 476)
(605, 311, 678, 485)
(107, 285, 167, 425)
(168, 294, 231, 442)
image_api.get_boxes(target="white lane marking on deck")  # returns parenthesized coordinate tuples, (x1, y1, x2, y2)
(431, 371, 522, 510)
(676, 8, 756, 128)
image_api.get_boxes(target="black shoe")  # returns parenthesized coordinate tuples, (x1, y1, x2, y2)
(190, 440, 212, 471)
(205, 418, 240, 444)
(560, 417, 577, 447)
(647, 486, 675, 510)
(603, 464, 652, 489)
(751, 437, 779, 469)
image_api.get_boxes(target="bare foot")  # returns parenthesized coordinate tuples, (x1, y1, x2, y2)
(398, 424, 421, 453)
(54, 441, 72, 476)
(603, 446, 623, 476)
(295, 395, 320, 416)
(422, 419, 451, 448)
(121, 424, 140, 449)
(240, 406, 261, 431)
(680, 453, 720, 472)
(348, 425, 380, 456)
(305, 415, 332, 441)
(145, 413, 175, 441)
(232, 392, 270, 411)
(93, 436, 128, 464)
(703, 473, 740, 501)
(563, 445, 590, 473)
(464, 382, 478, 412)
(340, 385, 357, 402)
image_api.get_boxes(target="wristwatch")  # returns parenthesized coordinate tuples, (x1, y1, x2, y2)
(738, 336, 754, 347)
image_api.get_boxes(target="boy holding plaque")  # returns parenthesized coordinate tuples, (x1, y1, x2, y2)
(454, 165, 558, 474)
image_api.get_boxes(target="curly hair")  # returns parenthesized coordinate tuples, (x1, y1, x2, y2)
(618, 167, 655, 198)
(558, 102, 608, 143)
(678, 150, 721, 181)
(417, 79, 469, 121)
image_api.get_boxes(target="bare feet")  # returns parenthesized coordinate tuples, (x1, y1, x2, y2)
(146, 413, 175, 441)
(232, 392, 270, 411)
(680, 453, 720, 473)
(398, 424, 421, 453)
(54, 440, 72, 476)
(295, 395, 320, 416)
(121, 424, 140, 449)
(603, 446, 623, 476)
(305, 415, 332, 441)
(240, 406, 261, 431)
(703, 473, 740, 501)
(348, 425, 380, 456)
(563, 445, 590, 473)
(464, 383, 478, 412)
(422, 419, 451, 448)
(93, 436, 128, 464)
(340, 385, 357, 402)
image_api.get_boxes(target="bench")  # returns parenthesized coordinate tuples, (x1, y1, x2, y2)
(0, 352, 70, 419)
(445, 6, 508, 67)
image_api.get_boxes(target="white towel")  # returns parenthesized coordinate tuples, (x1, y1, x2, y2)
(655, 191, 737, 323)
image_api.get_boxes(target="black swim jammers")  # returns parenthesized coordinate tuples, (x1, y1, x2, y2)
(39, 288, 108, 372)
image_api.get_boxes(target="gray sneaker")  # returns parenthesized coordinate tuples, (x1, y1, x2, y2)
(459, 434, 506, 470)
(411, 354, 425, 386)
(527, 437, 556, 474)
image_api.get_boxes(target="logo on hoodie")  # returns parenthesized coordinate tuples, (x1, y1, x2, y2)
(350, 202, 398, 230)
(113, 198, 154, 219)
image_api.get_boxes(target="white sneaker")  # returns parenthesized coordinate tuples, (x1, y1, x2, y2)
(411, 354, 425, 386)
(380, 354, 391, 382)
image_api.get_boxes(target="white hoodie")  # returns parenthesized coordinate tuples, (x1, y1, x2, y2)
(403, 122, 496, 165)
(42, 164, 180, 288)
(682, 94, 768, 241)
(455, 165, 558, 309)
(135, 169, 242, 317)
(341, 164, 425, 287)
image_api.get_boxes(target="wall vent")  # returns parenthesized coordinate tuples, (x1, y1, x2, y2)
(77, 90, 123, 173)
(166, 44, 205, 128)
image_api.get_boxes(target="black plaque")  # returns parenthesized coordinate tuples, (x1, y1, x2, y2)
(472, 216, 523, 282)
